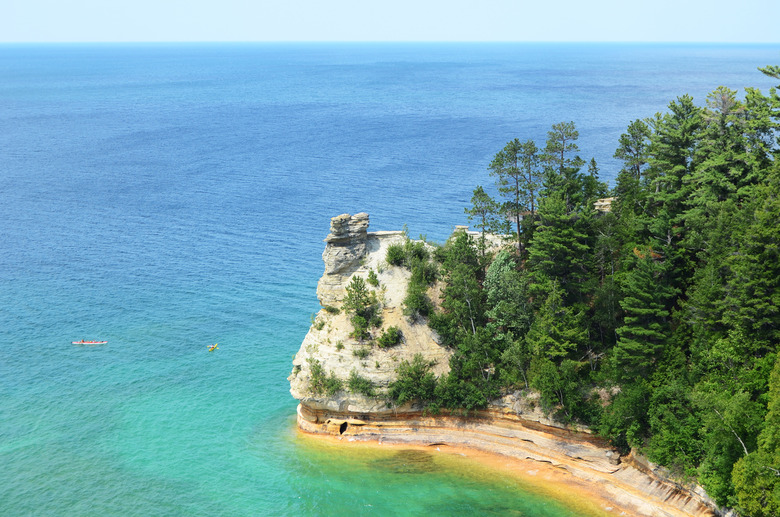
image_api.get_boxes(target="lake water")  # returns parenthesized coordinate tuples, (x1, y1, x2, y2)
(1, 42, 778, 515)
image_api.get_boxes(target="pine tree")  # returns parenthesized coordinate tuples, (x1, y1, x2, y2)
(613, 118, 652, 245)
(525, 278, 588, 421)
(488, 138, 541, 254)
(527, 190, 591, 304)
(613, 247, 677, 381)
(525, 278, 586, 361)
(732, 355, 780, 517)
(465, 185, 505, 258)
(645, 374, 701, 479)
(614, 119, 652, 189)
(645, 95, 702, 286)
(723, 164, 780, 346)
(689, 87, 749, 209)
(542, 121, 586, 215)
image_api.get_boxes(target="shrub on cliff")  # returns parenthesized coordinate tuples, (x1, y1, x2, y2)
(377, 326, 403, 348)
(348, 370, 376, 397)
(343, 276, 380, 341)
(386, 244, 405, 266)
(410, 257, 438, 286)
(403, 284, 433, 321)
(367, 268, 379, 286)
(404, 240, 430, 263)
(307, 358, 343, 396)
(386, 239, 437, 281)
(323, 304, 340, 315)
(386, 238, 438, 322)
(388, 354, 438, 407)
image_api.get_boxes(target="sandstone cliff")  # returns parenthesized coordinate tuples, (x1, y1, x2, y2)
(289, 214, 721, 517)
(289, 213, 452, 415)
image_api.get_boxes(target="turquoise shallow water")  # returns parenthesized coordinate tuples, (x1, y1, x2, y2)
(1, 43, 779, 515)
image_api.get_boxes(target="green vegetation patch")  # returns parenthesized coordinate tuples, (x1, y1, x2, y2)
(307, 358, 343, 396)
(387, 354, 438, 408)
(353, 347, 370, 359)
(348, 370, 376, 397)
(343, 276, 381, 341)
(393, 70, 780, 510)
(377, 326, 403, 348)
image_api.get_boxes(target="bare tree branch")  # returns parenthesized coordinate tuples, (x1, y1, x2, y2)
(713, 408, 749, 457)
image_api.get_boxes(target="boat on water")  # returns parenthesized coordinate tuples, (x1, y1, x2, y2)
(208, 343, 219, 352)
(72, 340, 108, 345)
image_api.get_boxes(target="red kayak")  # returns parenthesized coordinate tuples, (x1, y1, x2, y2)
(72, 340, 108, 345)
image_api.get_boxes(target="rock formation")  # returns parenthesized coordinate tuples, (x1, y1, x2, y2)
(289, 214, 721, 517)
(290, 213, 451, 415)
(316, 212, 370, 306)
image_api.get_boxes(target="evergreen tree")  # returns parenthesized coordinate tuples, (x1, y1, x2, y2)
(488, 138, 541, 254)
(599, 379, 651, 451)
(613, 118, 652, 244)
(759, 64, 780, 81)
(645, 95, 702, 286)
(527, 190, 591, 304)
(429, 231, 485, 346)
(731, 354, 780, 517)
(742, 85, 780, 181)
(689, 87, 750, 209)
(613, 247, 677, 381)
(525, 278, 586, 361)
(583, 158, 608, 206)
(387, 354, 438, 408)
(684, 199, 745, 379)
(530, 356, 583, 422)
(441, 327, 502, 410)
(343, 275, 379, 341)
(590, 210, 622, 361)
(644, 374, 701, 480)
(542, 121, 586, 215)
(614, 119, 652, 189)
(592, 210, 621, 285)
(724, 167, 780, 347)
(465, 185, 505, 259)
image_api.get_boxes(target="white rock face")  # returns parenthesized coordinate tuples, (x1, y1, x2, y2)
(289, 214, 452, 415)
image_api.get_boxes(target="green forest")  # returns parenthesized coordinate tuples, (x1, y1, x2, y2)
(386, 65, 780, 515)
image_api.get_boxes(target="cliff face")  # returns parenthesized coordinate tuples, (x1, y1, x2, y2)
(288, 214, 721, 517)
(316, 212, 370, 307)
(288, 213, 452, 415)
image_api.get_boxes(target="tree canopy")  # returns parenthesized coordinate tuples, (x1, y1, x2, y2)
(386, 64, 780, 514)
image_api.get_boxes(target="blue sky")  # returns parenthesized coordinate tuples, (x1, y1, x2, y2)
(4, 0, 780, 43)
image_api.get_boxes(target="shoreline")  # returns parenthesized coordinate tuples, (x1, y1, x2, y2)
(295, 404, 718, 517)
(295, 427, 631, 516)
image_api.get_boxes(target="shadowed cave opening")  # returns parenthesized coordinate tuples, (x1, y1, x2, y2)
(339, 422, 348, 435)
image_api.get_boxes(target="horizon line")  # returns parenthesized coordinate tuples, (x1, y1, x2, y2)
(2, 40, 779, 45)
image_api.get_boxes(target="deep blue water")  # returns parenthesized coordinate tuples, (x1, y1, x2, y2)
(1, 43, 778, 516)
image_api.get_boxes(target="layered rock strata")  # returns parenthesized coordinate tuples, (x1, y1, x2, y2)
(289, 214, 720, 517)
(290, 213, 451, 415)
